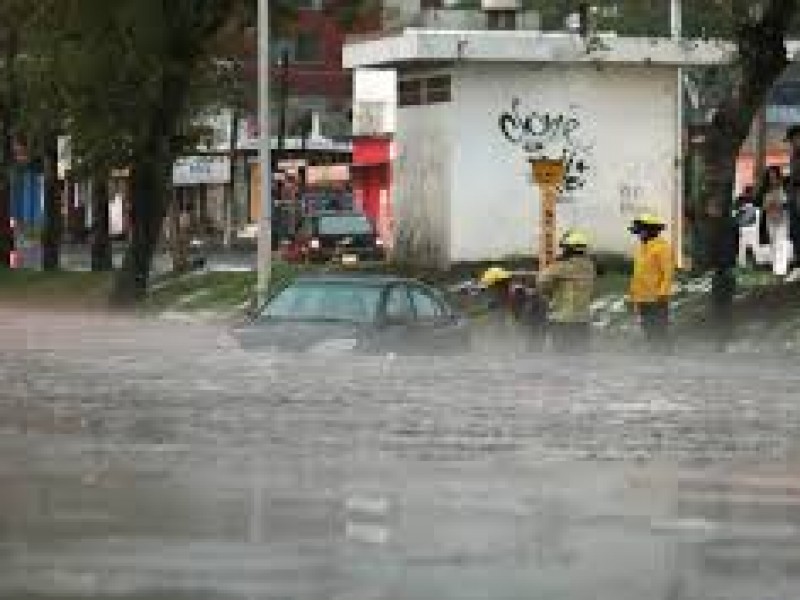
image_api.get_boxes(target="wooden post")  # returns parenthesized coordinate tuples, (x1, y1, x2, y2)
(530, 158, 565, 270)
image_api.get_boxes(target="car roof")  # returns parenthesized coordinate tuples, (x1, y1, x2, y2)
(292, 273, 427, 287)
(309, 211, 368, 218)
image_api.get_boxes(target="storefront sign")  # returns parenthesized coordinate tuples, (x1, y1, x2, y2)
(306, 165, 350, 186)
(173, 156, 231, 186)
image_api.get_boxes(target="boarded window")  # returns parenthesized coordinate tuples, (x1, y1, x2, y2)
(425, 75, 452, 104)
(398, 75, 452, 107)
(398, 79, 423, 107)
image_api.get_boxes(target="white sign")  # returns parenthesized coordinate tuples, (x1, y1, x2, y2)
(173, 156, 231, 186)
(194, 110, 234, 152)
(353, 69, 397, 136)
(57, 136, 71, 180)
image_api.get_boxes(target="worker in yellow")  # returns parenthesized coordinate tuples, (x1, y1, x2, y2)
(628, 213, 675, 352)
(537, 230, 596, 353)
(477, 266, 548, 352)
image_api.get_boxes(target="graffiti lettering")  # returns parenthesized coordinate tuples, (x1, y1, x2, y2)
(499, 98, 581, 148)
(499, 97, 594, 193)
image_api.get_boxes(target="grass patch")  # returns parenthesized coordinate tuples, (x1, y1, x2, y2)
(0, 269, 113, 308)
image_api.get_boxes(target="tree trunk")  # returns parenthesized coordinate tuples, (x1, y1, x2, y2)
(91, 174, 112, 271)
(110, 151, 169, 304)
(41, 131, 60, 270)
(111, 67, 188, 305)
(702, 124, 739, 349)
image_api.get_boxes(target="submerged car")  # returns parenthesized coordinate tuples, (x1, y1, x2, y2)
(283, 211, 385, 264)
(230, 275, 468, 354)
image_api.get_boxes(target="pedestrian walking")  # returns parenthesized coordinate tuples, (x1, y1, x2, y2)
(537, 230, 596, 354)
(760, 166, 790, 276)
(628, 214, 675, 353)
(735, 186, 760, 268)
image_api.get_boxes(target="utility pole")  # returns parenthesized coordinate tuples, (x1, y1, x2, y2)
(278, 48, 289, 156)
(257, 0, 272, 307)
(754, 104, 768, 187)
(672, 0, 684, 266)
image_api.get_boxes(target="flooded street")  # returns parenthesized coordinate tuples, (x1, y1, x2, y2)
(2, 309, 800, 599)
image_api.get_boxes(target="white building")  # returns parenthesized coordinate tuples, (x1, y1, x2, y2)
(344, 29, 730, 265)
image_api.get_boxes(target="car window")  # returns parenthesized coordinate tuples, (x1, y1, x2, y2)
(384, 285, 414, 322)
(410, 287, 445, 320)
(261, 282, 382, 324)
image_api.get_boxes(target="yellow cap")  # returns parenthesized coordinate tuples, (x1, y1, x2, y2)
(561, 230, 589, 248)
(480, 267, 513, 287)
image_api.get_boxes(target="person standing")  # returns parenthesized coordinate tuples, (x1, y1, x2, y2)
(735, 186, 759, 268)
(761, 166, 790, 276)
(537, 230, 596, 353)
(476, 267, 547, 353)
(628, 214, 675, 353)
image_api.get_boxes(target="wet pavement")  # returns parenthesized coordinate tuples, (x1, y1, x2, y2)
(2, 309, 800, 599)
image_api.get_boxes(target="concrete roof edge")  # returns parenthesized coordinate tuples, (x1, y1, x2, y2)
(344, 29, 740, 70)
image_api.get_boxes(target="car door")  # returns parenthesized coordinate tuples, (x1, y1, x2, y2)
(374, 284, 417, 352)
(408, 285, 468, 352)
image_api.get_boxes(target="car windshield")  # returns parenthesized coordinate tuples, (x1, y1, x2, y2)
(317, 215, 373, 236)
(261, 282, 382, 323)
(304, 191, 353, 213)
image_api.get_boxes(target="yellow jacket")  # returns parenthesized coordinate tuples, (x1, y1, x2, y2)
(629, 237, 674, 304)
(538, 255, 596, 323)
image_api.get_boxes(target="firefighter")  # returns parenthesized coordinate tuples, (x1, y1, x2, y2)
(537, 230, 596, 353)
(628, 213, 675, 353)
(475, 266, 546, 353)
(480, 266, 515, 315)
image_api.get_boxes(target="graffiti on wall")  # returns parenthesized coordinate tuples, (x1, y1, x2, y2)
(499, 97, 594, 193)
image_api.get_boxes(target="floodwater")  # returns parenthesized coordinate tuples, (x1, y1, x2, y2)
(1, 309, 800, 599)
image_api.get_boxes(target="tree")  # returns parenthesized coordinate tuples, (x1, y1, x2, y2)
(50, 0, 248, 301)
(17, 0, 76, 271)
(0, 0, 26, 269)
(697, 1, 799, 348)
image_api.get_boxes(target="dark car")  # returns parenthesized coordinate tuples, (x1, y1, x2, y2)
(227, 275, 468, 354)
(284, 211, 385, 264)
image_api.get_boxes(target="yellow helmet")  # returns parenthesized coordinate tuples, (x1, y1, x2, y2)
(630, 213, 666, 232)
(480, 266, 513, 287)
(561, 229, 589, 248)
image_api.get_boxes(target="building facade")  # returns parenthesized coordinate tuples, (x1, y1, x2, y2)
(345, 30, 728, 265)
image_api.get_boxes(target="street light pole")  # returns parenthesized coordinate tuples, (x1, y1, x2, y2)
(257, 0, 272, 307)
(670, 0, 682, 38)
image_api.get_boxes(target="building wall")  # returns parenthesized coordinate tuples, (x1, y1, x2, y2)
(393, 103, 452, 265)
(254, 1, 381, 139)
(448, 63, 680, 261)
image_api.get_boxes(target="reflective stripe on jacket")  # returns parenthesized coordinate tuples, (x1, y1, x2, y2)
(538, 255, 596, 323)
(630, 237, 674, 304)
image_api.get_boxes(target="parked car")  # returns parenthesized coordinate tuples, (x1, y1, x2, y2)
(227, 275, 468, 354)
(301, 190, 354, 215)
(283, 211, 385, 264)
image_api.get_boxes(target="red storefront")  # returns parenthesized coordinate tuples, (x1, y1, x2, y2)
(352, 137, 393, 245)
